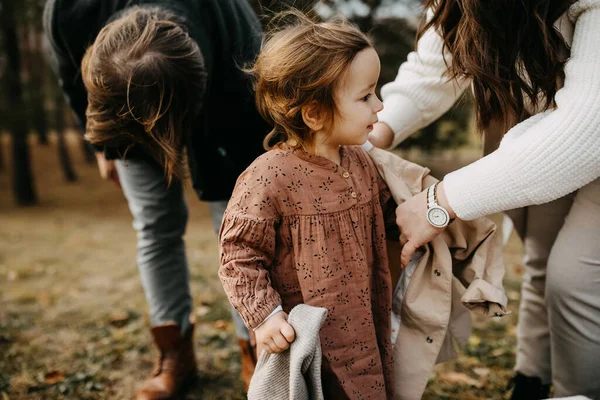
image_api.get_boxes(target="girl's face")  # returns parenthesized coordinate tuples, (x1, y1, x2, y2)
(327, 47, 383, 147)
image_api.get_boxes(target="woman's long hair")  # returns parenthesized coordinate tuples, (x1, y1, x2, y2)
(420, 0, 574, 132)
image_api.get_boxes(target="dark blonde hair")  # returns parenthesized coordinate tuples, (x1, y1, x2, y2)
(82, 6, 206, 185)
(248, 12, 371, 150)
(420, 0, 574, 133)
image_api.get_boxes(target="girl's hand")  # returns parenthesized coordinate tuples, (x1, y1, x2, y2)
(254, 311, 295, 355)
(396, 182, 456, 267)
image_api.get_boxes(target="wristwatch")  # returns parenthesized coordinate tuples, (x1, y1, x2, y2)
(426, 182, 451, 228)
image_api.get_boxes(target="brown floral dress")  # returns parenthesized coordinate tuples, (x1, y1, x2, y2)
(219, 146, 397, 399)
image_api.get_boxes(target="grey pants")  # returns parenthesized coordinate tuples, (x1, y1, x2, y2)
(508, 177, 600, 398)
(116, 158, 249, 340)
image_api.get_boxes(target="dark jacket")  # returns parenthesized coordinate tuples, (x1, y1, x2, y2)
(43, 0, 269, 200)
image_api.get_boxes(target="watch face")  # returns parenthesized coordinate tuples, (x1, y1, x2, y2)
(427, 207, 449, 227)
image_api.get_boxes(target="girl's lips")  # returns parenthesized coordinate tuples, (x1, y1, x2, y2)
(367, 124, 374, 131)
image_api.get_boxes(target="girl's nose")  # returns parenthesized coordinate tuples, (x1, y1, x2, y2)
(374, 96, 384, 113)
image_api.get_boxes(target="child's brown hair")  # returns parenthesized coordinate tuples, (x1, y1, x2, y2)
(81, 6, 206, 185)
(248, 12, 372, 150)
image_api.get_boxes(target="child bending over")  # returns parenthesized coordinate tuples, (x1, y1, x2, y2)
(219, 14, 398, 399)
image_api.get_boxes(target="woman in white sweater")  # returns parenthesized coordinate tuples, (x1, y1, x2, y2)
(369, 0, 600, 398)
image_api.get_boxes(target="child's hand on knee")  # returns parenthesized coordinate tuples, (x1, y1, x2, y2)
(255, 311, 295, 355)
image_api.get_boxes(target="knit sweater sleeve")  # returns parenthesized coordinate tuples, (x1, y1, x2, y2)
(444, 0, 600, 220)
(378, 10, 470, 149)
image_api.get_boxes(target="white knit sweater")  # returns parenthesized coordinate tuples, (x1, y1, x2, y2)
(378, 0, 600, 220)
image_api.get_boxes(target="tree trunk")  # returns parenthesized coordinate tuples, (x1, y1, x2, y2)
(2, 0, 38, 205)
(0, 134, 4, 172)
(54, 95, 77, 181)
(57, 132, 77, 182)
(28, 23, 49, 145)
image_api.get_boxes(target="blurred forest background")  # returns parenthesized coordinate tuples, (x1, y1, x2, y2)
(1, 1, 523, 399)
(0, 0, 474, 206)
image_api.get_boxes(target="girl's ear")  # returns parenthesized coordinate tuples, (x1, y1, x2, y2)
(301, 101, 325, 132)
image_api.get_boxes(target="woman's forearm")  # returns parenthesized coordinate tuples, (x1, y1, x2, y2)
(442, 3, 600, 220)
(377, 13, 469, 149)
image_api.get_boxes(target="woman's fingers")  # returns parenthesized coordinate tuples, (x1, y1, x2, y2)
(399, 233, 408, 248)
(401, 240, 420, 268)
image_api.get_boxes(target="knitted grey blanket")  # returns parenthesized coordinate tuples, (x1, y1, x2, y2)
(247, 304, 328, 400)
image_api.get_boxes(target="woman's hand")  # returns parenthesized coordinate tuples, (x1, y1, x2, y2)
(368, 121, 394, 149)
(254, 311, 295, 355)
(95, 151, 120, 187)
(396, 181, 456, 267)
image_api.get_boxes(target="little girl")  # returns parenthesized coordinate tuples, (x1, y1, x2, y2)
(219, 14, 397, 399)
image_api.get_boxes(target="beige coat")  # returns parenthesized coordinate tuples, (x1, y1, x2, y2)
(365, 145, 509, 400)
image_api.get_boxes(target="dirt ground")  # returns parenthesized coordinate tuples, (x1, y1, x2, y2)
(0, 133, 526, 399)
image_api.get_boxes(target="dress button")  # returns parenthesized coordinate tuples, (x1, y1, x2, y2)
(426, 336, 433, 343)
(434, 269, 441, 276)
(342, 171, 350, 178)
(351, 192, 357, 198)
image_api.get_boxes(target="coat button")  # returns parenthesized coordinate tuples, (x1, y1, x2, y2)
(342, 171, 350, 178)
(434, 269, 441, 276)
(426, 336, 433, 343)
(351, 191, 357, 198)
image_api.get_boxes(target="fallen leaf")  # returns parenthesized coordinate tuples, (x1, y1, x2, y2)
(7, 270, 19, 282)
(44, 370, 65, 384)
(58, 384, 69, 394)
(196, 306, 211, 317)
(439, 372, 481, 388)
(214, 320, 229, 330)
(109, 313, 130, 328)
(513, 264, 524, 276)
(37, 292, 52, 307)
(473, 367, 490, 377)
(491, 348, 506, 357)
(468, 336, 481, 347)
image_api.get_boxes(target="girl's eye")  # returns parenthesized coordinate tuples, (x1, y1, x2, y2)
(361, 93, 372, 102)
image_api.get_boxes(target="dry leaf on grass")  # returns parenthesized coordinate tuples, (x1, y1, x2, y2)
(37, 292, 53, 307)
(513, 264, 524, 276)
(439, 372, 482, 388)
(214, 320, 229, 330)
(196, 306, 211, 317)
(7, 270, 19, 281)
(491, 348, 506, 357)
(43, 370, 65, 384)
(109, 313, 130, 328)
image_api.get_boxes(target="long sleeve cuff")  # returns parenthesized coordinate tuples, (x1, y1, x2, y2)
(252, 305, 283, 331)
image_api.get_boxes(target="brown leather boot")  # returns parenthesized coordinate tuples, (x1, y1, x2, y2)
(136, 323, 197, 400)
(238, 338, 257, 390)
